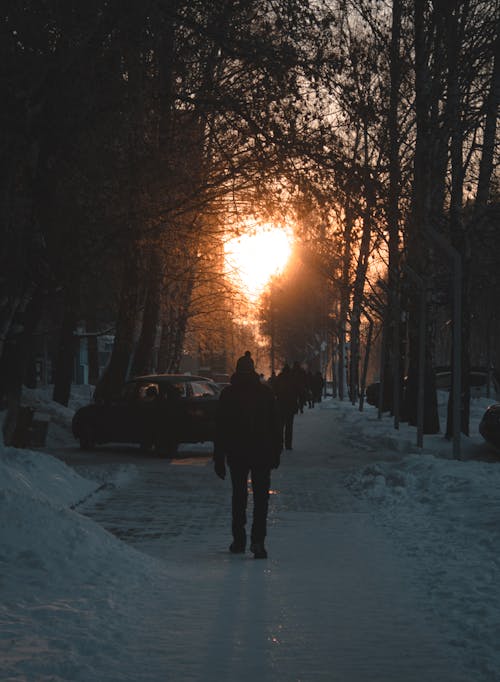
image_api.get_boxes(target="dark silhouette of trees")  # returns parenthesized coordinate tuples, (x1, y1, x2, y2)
(1, 0, 340, 439)
(1, 0, 498, 451)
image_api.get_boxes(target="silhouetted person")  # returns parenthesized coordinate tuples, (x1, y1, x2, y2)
(306, 370, 315, 408)
(267, 371, 277, 391)
(242, 349, 254, 368)
(214, 353, 282, 559)
(274, 363, 299, 450)
(312, 370, 324, 403)
(291, 361, 307, 414)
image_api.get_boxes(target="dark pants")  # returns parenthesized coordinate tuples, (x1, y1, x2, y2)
(229, 464, 271, 545)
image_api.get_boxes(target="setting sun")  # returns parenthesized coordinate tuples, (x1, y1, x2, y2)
(224, 224, 293, 299)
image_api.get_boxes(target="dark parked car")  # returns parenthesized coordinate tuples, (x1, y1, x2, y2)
(72, 374, 220, 455)
(367, 368, 499, 409)
(365, 379, 406, 411)
(366, 381, 381, 408)
(435, 367, 500, 399)
(479, 403, 500, 450)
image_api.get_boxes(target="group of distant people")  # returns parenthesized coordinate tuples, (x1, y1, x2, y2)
(268, 362, 324, 450)
(214, 350, 324, 559)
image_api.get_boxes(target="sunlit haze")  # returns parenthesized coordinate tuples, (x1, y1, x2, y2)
(225, 225, 293, 300)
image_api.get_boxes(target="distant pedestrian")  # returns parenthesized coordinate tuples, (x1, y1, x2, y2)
(267, 371, 277, 391)
(312, 371, 324, 403)
(214, 353, 283, 559)
(274, 363, 300, 450)
(291, 361, 307, 414)
(241, 350, 254, 369)
(306, 370, 315, 408)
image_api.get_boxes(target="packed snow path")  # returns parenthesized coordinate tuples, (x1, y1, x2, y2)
(78, 402, 468, 682)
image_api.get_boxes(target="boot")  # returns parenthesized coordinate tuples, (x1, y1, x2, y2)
(250, 542, 268, 559)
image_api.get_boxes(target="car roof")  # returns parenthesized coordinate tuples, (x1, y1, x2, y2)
(130, 374, 215, 383)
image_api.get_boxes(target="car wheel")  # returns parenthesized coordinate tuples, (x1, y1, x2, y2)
(79, 427, 95, 450)
(155, 436, 178, 457)
(166, 439, 178, 457)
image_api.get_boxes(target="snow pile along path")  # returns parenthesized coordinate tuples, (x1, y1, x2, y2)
(346, 453, 500, 681)
(0, 447, 170, 682)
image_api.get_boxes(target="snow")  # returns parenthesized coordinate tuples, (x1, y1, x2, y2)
(1, 385, 500, 681)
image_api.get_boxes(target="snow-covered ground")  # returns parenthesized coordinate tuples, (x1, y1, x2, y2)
(338, 393, 500, 681)
(1, 385, 499, 681)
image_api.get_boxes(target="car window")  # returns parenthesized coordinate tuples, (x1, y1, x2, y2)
(190, 381, 216, 398)
(208, 381, 221, 395)
(170, 381, 189, 399)
(137, 383, 160, 402)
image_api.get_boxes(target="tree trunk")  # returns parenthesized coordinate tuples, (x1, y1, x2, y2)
(94, 12, 145, 401)
(388, 0, 402, 423)
(169, 307, 189, 372)
(130, 251, 163, 377)
(350, 177, 373, 404)
(1, 289, 44, 446)
(52, 288, 79, 406)
(405, 0, 440, 434)
(86, 310, 100, 386)
(444, 2, 470, 437)
(350, 116, 375, 404)
(475, 16, 500, 211)
(159, 270, 195, 373)
(94, 246, 141, 402)
(338, 205, 353, 401)
(428, 2, 449, 229)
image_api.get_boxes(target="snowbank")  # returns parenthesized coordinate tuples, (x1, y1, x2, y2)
(338, 393, 500, 681)
(20, 384, 94, 448)
(0, 441, 169, 681)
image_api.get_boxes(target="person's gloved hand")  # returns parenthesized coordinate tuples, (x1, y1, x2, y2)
(214, 459, 226, 480)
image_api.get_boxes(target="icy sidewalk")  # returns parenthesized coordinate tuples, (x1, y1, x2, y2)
(140, 508, 468, 682)
(80, 403, 469, 682)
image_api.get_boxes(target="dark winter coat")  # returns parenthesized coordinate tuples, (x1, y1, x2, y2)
(214, 371, 283, 469)
(312, 372, 324, 398)
(274, 367, 300, 416)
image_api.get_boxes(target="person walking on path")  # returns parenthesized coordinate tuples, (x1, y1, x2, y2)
(214, 353, 283, 559)
(291, 361, 308, 414)
(267, 370, 277, 391)
(312, 370, 324, 404)
(274, 363, 300, 450)
(306, 369, 315, 408)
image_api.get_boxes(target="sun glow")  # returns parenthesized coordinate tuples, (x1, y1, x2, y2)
(224, 224, 293, 300)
